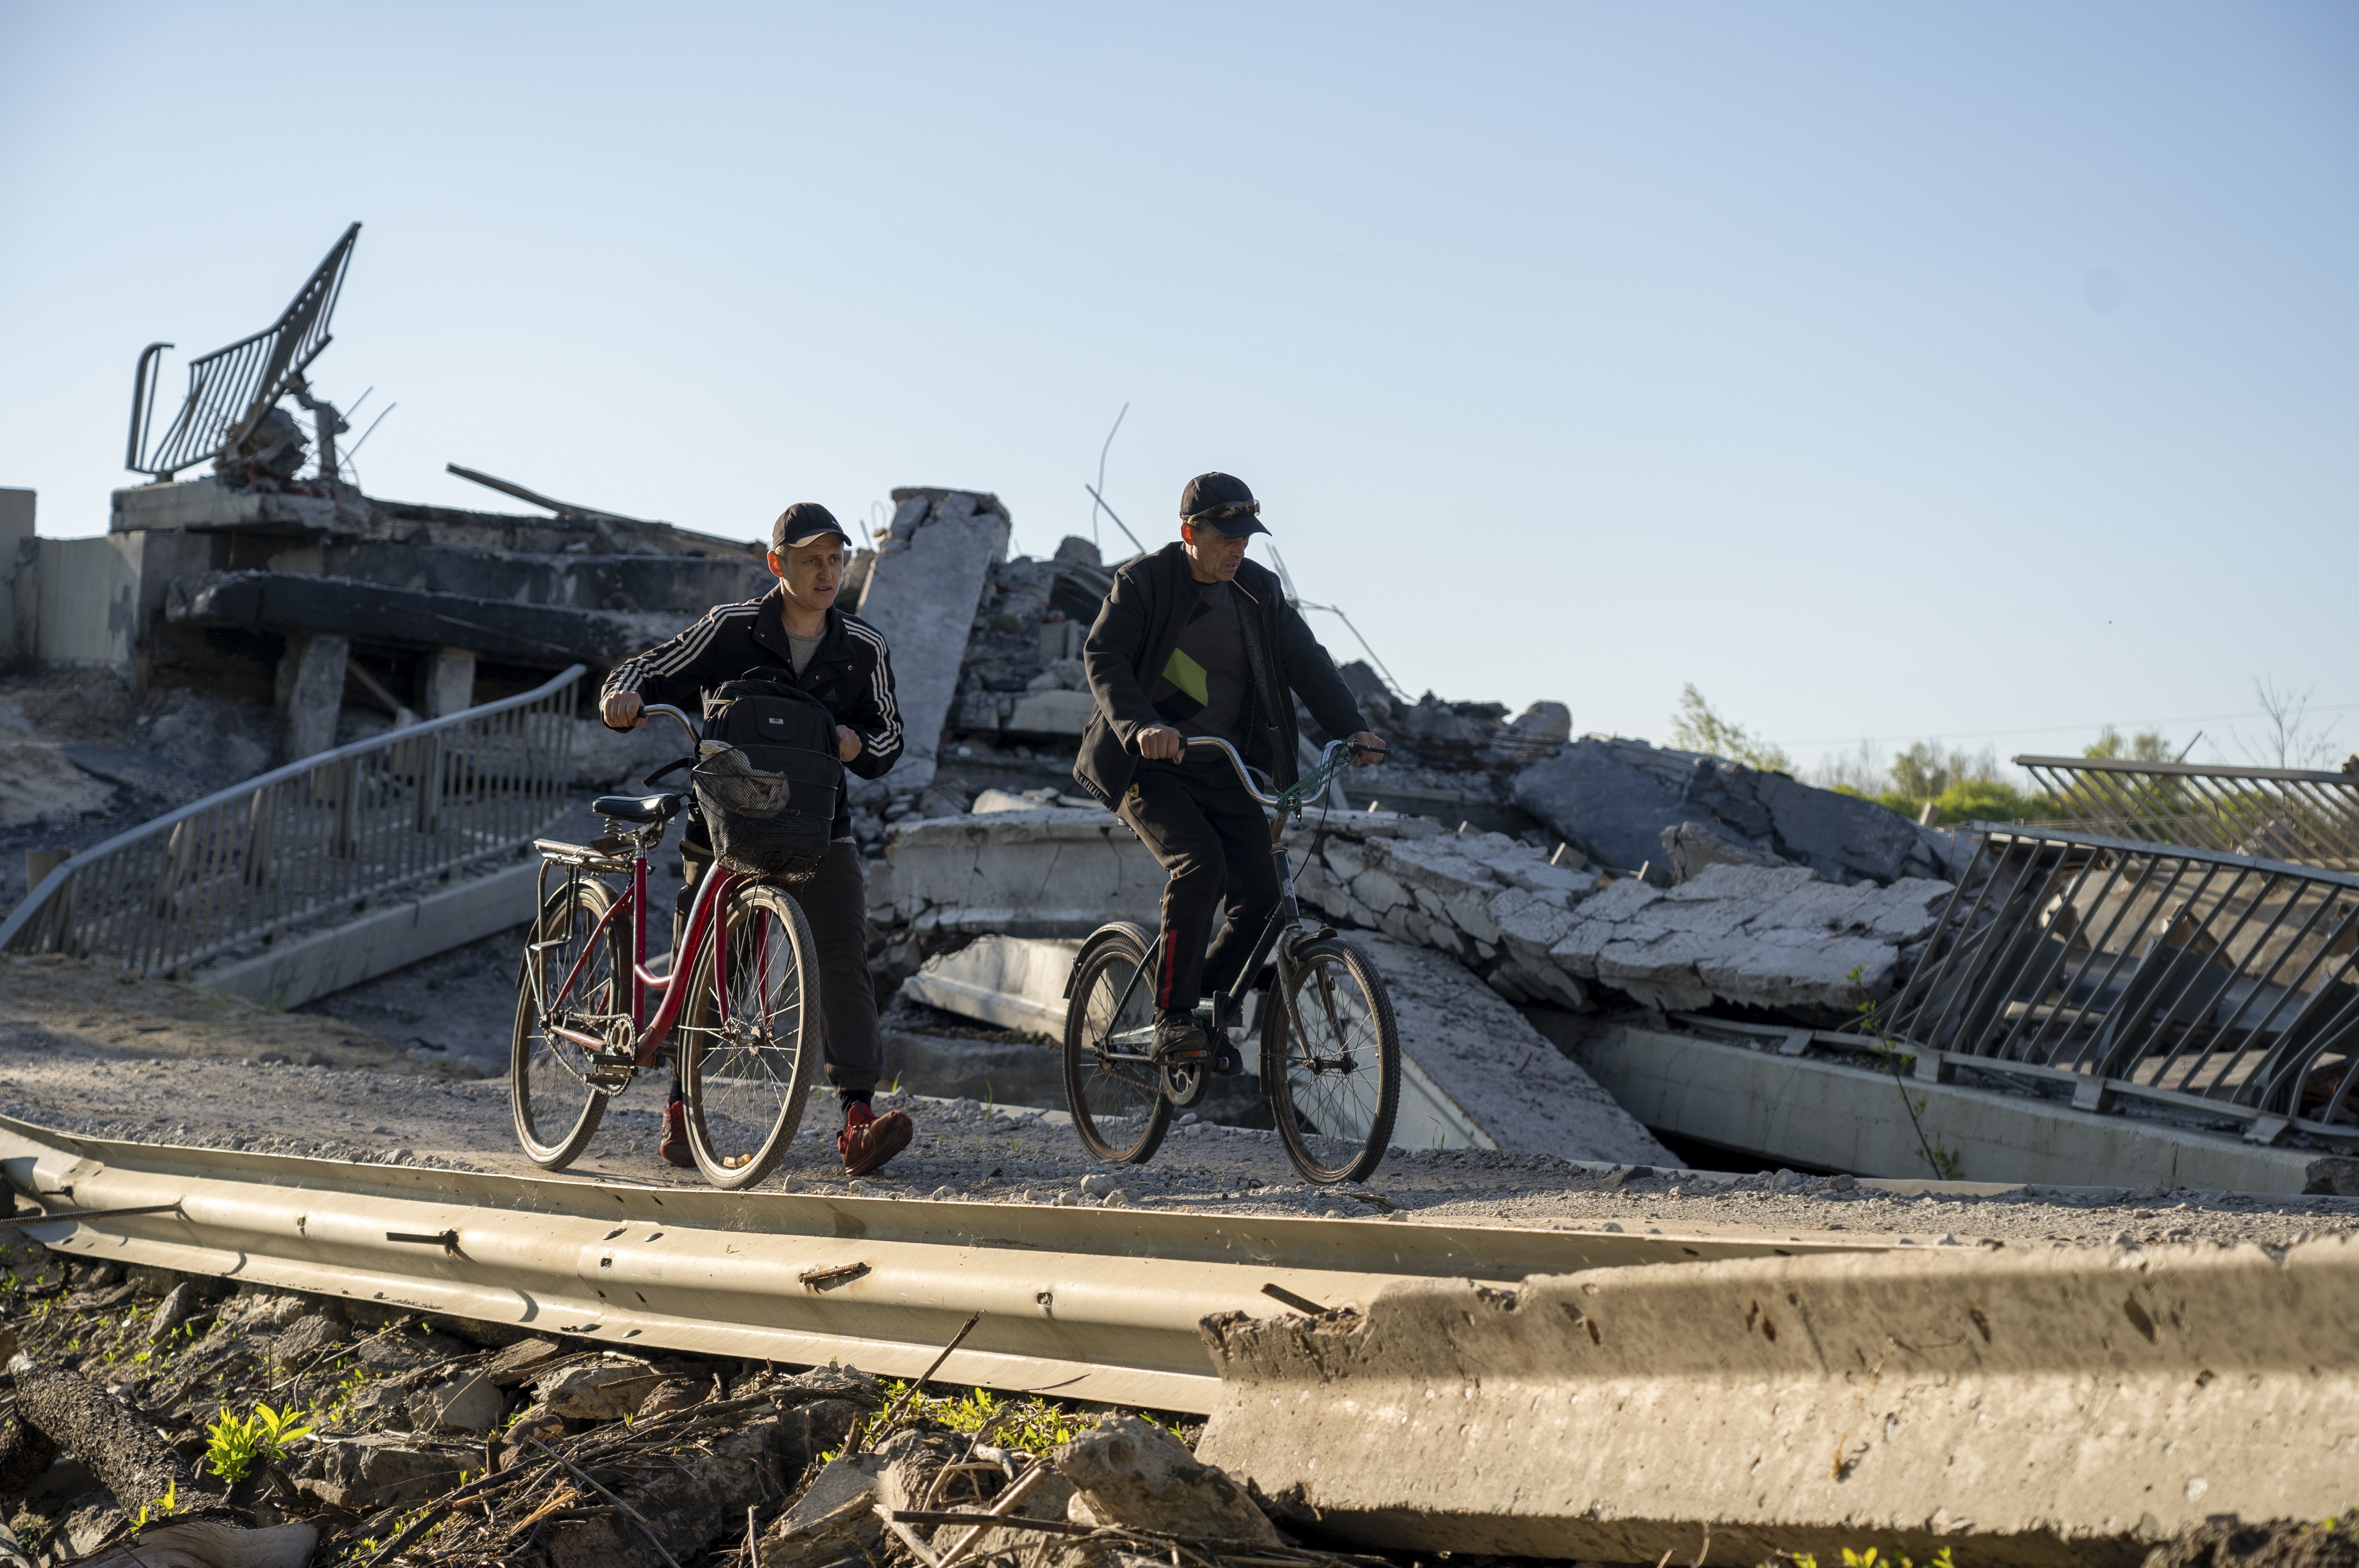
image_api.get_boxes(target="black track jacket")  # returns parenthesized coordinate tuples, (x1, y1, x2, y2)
(602, 585, 903, 835)
(1074, 543, 1364, 808)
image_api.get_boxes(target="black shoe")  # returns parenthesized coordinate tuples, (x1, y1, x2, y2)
(1153, 1010, 1210, 1065)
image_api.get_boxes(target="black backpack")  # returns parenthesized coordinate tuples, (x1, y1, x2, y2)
(691, 672, 843, 882)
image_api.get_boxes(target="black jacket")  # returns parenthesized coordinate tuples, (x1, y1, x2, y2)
(1074, 543, 1365, 808)
(602, 585, 903, 835)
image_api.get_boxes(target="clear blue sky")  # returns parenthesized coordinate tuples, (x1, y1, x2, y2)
(4, 4, 2353, 776)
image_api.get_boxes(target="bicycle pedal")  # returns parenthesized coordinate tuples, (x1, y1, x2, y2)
(1210, 1037, 1243, 1077)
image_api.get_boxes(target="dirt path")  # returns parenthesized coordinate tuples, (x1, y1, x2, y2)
(5, 956, 2357, 1252)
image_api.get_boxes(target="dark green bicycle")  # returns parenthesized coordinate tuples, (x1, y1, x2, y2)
(1061, 736, 1401, 1185)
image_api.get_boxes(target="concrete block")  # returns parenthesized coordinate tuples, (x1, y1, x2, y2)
(32, 534, 141, 671)
(1566, 1022, 2329, 1194)
(855, 491, 1008, 791)
(1197, 1233, 2359, 1564)
(275, 632, 350, 762)
(195, 859, 542, 1008)
(0, 489, 31, 666)
(884, 807, 1163, 936)
(424, 647, 476, 718)
(1005, 688, 1094, 736)
(901, 936, 1084, 1036)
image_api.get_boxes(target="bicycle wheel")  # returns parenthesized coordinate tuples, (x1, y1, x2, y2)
(679, 880, 820, 1190)
(1263, 936, 1400, 1184)
(1063, 922, 1172, 1163)
(511, 878, 620, 1169)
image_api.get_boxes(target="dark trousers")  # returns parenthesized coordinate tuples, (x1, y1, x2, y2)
(680, 834, 881, 1095)
(1117, 758, 1281, 1016)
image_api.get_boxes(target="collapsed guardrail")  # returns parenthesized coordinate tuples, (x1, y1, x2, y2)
(2016, 753, 2359, 870)
(1860, 825, 2359, 1147)
(0, 666, 583, 975)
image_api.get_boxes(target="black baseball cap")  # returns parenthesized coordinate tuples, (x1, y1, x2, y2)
(1180, 472, 1269, 538)
(772, 502, 850, 550)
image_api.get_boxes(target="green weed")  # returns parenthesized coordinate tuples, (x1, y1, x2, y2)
(205, 1402, 313, 1482)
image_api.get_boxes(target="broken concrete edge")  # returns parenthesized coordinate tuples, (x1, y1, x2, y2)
(1193, 1231, 2359, 1567)
(1569, 1022, 2349, 1197)
(187, 857, 542, 1011)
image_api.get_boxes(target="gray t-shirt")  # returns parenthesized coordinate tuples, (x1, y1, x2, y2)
(787, 632, 824, 677)
(1150, 580, 1250, 746)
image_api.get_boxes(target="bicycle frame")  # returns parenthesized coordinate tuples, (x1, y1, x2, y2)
(1093, 738, 1368, 1063)
(526, 702, 756, 1073)
(535, 858, 742, 1065)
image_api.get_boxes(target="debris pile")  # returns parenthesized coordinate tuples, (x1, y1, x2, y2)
(0, 1263, 1396, 1568)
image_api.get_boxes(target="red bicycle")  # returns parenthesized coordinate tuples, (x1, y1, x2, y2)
(512, 704, 819, 1190)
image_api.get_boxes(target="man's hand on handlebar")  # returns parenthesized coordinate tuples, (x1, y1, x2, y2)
(602, 691, 643, 729)
(1349, 731, 1387, 766)
(1135, 724, 1184, 762)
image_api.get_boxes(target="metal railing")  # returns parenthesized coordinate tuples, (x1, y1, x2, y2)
(1860, 825, 2359, 1147)
(0, 666, 585, 977)
(2016, 754, 2359, 871)
(127, 223, 359, 480)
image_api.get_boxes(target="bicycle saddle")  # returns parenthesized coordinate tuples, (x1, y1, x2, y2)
(592, 790, 685, 823)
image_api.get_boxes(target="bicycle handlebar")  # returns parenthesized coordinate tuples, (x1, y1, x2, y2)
(1180, 735, 1384, 815)
(640, 703, 701, 752)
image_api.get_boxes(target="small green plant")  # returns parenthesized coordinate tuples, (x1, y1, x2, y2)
(130, 1480, 182, 1531)
(1783, 1548, 1955, 1568)
(205, 1402, 314, 1482)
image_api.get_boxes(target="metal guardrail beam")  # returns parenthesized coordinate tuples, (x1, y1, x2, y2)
(1860, 824, 2359, 1149)
(2015, 753, 2359, 870)
(0, 665, 585, 975)
(0, 1115, 1869, 1415)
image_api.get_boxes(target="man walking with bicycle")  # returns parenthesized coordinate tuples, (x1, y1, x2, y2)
(601, 503, 914, 1178)
(1073, 472, 1383, 1069)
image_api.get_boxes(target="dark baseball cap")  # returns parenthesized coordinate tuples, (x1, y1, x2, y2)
(772, 502, 850, 550)
(1179, 472, 1269, 538)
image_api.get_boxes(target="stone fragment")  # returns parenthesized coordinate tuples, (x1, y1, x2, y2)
(762, 1453, 885, 1568)
(480, 1335, 569, 1387)
(855, 489, 1011, 792)
(1055, 1415, 1281, 1545)
(72, 1519, 318, 1568)
(147, 1280, 214, 1344)
(312, 1433, 472, 1508)
(273, 1313, 346, 1361)
(1661, 819, 1790, 883)
(532, 1354, 662, 1420)
(541, 1418, 790, 1568)
(407, 1370, 504, 1433)
(637, 1377, 706, 1419)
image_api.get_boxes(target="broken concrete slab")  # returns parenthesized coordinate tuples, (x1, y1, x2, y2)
(274, 630, 349, 762)
(901, 936, 1083, 1036)
(1196, 1232, 2359, 1566)
(1356, 934, 1672, 1166)
(884, 805, 1162, 937)
(1544, 863, 1953, 1019)
(172, 570, 673, 667)
(312, 1432, 474, 1508)
(856, 489, 1011, 793)
(1515, 735, 1957, 885)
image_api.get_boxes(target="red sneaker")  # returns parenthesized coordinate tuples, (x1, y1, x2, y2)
(838, 1102, 913, 1177)
(658, 1100, 695, 1168)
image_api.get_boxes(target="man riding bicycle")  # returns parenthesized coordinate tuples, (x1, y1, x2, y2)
(600, 503, 914, 1178)
(1073, 472, 1384, 1068)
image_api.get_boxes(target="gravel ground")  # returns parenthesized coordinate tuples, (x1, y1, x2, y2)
(4, 962, 2357, 1252)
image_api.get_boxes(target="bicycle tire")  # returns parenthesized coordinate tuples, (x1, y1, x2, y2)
(511, 878, 619, 1170)
(1063, 922, 1172, 1164)
(679, 881, 821, 1190)
(1262, 935, 1400, 1184)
